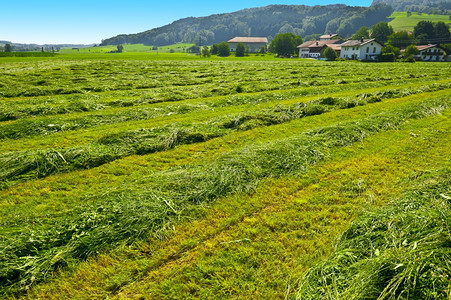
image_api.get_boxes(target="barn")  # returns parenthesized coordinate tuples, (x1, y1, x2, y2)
(227, 37, 268, 53)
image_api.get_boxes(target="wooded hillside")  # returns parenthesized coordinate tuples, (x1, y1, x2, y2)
(372, 0, 451, 14)
(101, 4, 393, 46)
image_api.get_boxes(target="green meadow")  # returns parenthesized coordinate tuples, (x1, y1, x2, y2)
(388, 11, 451, 32)
(59, 43, 196, 54)
(0, 53, 449, 299)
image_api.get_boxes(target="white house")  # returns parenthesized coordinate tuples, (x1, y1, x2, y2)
(297, 40, 341, 58)
(227, 37, 268, 53)
(416, 44, 445, 61)
(340, 39, 383, 60)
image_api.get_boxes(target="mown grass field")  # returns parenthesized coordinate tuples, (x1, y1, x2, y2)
(0, 53, 450, 299)
(388, 11, 451, 32)
(59, 44, 196, 54)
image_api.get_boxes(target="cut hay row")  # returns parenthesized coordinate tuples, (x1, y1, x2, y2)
(297, 167, 450, 299)
(1, 85, 447, 187)
(0, 76, 443, 122)
(0, 95, 447, 296)
(0, 82, 448, 141)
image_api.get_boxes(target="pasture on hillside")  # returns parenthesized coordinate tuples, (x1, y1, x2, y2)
(388, 11, 451, 32)
(0, 53, 450, 299)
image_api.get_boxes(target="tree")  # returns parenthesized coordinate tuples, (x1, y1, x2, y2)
(381, 44, 400, 58)
(270, 32, 303, 57)
(217, 42, 230, 57)
(352, 26, 370, 40)
(4, 44, 12, 52)
(434, 22, 451, 39)
(371, 22, 394, 43)
(117, 45, 124, 53)
(414, 21, 434, 40)
(211, 44, 219, 55)
(188, 45, 200, 54)
(405, 45, 419, 57)
(388, 31, 414, 48)
(201, 46, 211, 57)
(323, 47, 337, 61)
(235, 42, 245, 57)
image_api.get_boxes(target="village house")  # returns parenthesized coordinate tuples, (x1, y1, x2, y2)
(319, 34, 339, 41)
(297, 40, 341, 58)
(227, 37, 268, 53)
(415, 44, 445, 61)
(340, 39, 383, 60)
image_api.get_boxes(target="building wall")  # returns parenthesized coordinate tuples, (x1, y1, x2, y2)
(340, 42, 382, 60)
(228, 42, 266, 53)
(418, 47, 444, 61)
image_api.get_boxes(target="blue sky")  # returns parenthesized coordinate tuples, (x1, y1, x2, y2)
(2, 0, 372, 44)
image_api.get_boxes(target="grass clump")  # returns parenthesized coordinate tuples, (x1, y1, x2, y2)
(296, 168, 451, 300)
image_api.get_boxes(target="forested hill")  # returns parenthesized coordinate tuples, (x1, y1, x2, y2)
(371, 0, 451, 14)
(101, 4, 393, 46)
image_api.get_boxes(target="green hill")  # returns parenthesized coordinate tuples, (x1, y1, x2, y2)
(101, 4, 393, 46)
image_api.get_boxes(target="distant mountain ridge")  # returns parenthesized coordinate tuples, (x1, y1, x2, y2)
(371, 0, 451, 14)
(101, 4, 393, 46)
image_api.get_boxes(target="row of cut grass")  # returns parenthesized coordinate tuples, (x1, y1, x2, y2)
(297, 167, 450, 299)
(0, 95, 447, 296)
(21, 106, 451, 300)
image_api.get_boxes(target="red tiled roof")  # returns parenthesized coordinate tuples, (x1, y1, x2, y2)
(416, 44, 437, 51)
(297, 39, 341, 48)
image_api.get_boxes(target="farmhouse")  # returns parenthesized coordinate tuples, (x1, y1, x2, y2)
(227, 37, 268, 53)
(340, 39, 383, 60)
(416, 44, 445, 61)
(297, 40, 341, 58)
(319, 34, 339, 41)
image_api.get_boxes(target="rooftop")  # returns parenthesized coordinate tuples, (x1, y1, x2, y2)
(297, 39, 341, 48)
(341, 39, 380, 47)
(227, 37, 268, 43)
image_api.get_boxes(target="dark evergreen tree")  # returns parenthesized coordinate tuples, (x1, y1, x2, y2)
(4, 44, 12, 52)
(235, 43, 245, 57)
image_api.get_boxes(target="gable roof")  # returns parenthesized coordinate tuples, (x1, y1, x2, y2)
(319, 34, 339, 40)
(228, 37, 268, 43)
(341, 39, 381, 47)
(416, 44, 439, 51)
(297, 39, 341, 48)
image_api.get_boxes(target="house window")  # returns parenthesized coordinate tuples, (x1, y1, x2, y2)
(366, 47, 369, 53)
(373, 47, 376, 53)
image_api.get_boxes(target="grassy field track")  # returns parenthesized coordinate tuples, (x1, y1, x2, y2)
(0, 54, 449, 299)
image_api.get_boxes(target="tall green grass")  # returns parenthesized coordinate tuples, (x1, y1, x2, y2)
(0, 95, 447, 296)
(296, 167, 450, 299)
